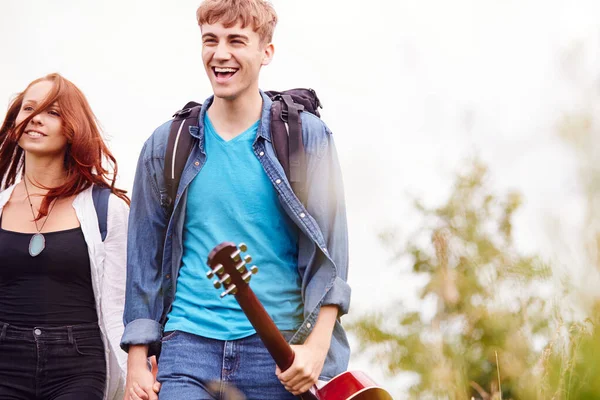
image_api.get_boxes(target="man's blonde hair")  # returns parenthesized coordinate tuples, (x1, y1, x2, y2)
(197, 0, 278, 44)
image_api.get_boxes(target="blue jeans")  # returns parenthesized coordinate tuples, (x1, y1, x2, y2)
(0, 321, 106, 400)
(156, 330, 298, 400)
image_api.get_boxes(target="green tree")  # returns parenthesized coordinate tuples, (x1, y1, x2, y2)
(350, 160, 551, 400)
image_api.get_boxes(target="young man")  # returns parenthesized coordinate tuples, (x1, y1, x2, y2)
(120, 1, 350, 399)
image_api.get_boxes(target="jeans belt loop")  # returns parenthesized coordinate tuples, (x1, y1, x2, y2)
(67, 326, 74, 344)
(0, 323, 7, 341)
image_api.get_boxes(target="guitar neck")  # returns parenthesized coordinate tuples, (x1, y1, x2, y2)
(208, 242, 320, 400)
(234, 286, 296, 371)
(234, 286, 320, 400)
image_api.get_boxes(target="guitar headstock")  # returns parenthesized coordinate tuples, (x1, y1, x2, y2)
(206, 242, 258, 298)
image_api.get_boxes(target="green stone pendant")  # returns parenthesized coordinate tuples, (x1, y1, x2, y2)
(29, 233, 45, 257)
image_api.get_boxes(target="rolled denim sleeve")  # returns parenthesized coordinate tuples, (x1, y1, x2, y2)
(303, 118, 351, 316)
(120, 129, 169, 355)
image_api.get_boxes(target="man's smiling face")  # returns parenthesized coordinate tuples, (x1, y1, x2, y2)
(201, 21, 273, 101)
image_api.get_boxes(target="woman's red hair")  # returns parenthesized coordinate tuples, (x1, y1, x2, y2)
(0, 73, 129, 218)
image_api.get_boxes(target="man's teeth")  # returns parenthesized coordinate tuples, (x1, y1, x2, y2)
(26, 131, 43, 138)
(215, 68, 237, 73)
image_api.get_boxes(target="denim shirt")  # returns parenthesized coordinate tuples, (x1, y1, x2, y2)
(120, 91, 351, 379)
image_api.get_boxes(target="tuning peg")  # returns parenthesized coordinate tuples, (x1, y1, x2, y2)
(236, 262, 247, 274)
(242, 265, 259, 282)
(232, 249, 241, 262)
(213, 273, 231, 289)
(206, 263, 224, 279)
(233, 254, 252, 274)
(219, 274, 231, 285)
(220, 284, 238, 298)
(242, 273, 251, 283)
(239, 243, 248, 252)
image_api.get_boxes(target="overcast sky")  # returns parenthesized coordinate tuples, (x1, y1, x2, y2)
(1, 1, 599, 396)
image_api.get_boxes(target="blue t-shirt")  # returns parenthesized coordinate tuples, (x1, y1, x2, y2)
(165, 114, 304, 339)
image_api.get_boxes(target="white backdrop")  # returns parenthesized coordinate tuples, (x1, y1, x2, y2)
(1, 1, 599, 396)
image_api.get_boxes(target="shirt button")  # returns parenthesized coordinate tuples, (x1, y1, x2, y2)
(300, 213, 306, 218)
(166, 274, 171, 279)
(275, 179, 282, 184)
(194, 161, 200, 166)
(34, 328, 42, 336)
(259, 151, 265, 156)
(306, 322, 312, 329)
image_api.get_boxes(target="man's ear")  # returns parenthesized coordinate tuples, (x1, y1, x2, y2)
(261, 43, 275, 66)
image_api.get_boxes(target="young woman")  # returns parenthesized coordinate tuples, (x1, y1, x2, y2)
(0, 73, 128, 400)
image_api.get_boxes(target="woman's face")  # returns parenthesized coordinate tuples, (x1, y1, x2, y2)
(16, 80, 68, 159)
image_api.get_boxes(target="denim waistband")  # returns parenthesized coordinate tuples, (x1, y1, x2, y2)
(0, 321, 101, 343)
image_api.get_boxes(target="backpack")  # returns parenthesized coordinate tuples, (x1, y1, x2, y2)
(163, 89, 323, 211)
(92, 185, 111, 241)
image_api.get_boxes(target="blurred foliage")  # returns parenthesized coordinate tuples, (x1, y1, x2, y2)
(538, 306, 600, 400)
(350, 160, 552, 399)
(349, 42, 600, 400)
(558, 110, 600, 275)
(539, 92, 600, 400)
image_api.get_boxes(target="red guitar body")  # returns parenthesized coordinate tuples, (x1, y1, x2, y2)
(207, 242, 394, 400)
(307, 370, 394, 399)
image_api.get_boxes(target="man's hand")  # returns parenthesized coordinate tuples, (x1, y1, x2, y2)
(124, 346, 161, 400)
(276, 341, 328, 395)
(275, 305, 339, 395)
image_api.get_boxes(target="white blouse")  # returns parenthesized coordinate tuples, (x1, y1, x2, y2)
(0, 184, 128, 400)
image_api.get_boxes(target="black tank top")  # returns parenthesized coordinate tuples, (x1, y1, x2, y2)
(0, 219, 98, 327)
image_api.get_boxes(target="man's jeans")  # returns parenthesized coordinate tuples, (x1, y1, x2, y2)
(0, 321, 106, 400)
(157, 330, 298, 400)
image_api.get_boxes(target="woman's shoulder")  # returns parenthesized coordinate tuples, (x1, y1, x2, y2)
(0, 183, 19, 207)
(103, 191, 129, 240)
(108, 191, 129, 207)
(107, 191, 130, 219)
(86, 185, 129, 225)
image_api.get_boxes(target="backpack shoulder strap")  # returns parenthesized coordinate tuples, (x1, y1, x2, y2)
(270, 100, 291, 179)
(267, 89, 322, 205)
(281, 94, 306, 186)
(92, 185, 111, 242)
(164, 101, 202, 210)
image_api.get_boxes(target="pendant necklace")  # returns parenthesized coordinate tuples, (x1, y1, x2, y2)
(23, 179, 57, 257)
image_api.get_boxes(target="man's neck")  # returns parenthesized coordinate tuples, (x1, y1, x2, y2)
(207, 90, 263, 141)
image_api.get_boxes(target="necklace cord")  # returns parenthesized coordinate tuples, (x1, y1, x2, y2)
(23, 178, 58, 233)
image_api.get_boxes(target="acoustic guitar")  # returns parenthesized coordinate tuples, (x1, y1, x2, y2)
(207, 242, 394, 400)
